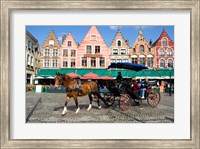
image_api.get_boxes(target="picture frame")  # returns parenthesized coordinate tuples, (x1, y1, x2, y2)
(1, 0, 199, 148)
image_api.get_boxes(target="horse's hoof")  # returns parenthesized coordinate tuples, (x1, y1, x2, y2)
(87, 104, 92, 111)
(75, 108, 80, 114)
(61, 112, 67, 116)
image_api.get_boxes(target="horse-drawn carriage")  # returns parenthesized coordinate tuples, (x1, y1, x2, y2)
(54, 62, 161, 115)
(97, 62, 161, 111)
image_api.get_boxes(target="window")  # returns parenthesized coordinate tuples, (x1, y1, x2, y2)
(100, 57, 105, 67)
(52, 60, 58, 68)
(68, 41, 72, 46)
(71, 59, 75, 67)
(53, 49, 58, 57)
(95, 46, 100, 53)
(27, 54, 30, 65)
(133, 48, 136, 53)
(160, 59, 165, 68)
(63, 61, 68, 68)
(86, 45, 92, 54)
(113, 49, 118, 55)
(148, 48, 151, 53)
(167, 48, 173, 57)
(122, 59, 128, 62)
(117, 59, 122, 63)
(140, 45, 144, 53)
(132, 58, 138, 64)
(63, 49, 68, 57)
(147, 57, 153, 67)
(121, 49, 126, 55)
(45, 49, 50, 56)
(168, 59, 173, 68)
(28, 41, 31, 49)
(44, 59, 50, 68)
(82, 57, 87, 67)
(91, 35, 97, 40)
(159, 48, 165, 57)
(117, 40, 121, 46)
(140, 57, 145, 65)
(71, 49, 76, 57)
(110, 59, 116, 63)
(91, 57, 96, 67)
(31, 43, 34, 50)
(30, 56, 33, 66)
(162, 38, 168, 47)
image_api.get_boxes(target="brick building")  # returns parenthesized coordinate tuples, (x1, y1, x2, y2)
(110, 28, 129, 63)
(77, 26, 110, 68)
(152, 28, 174, 68)
(41, 30, 61, 69)
(129, 29, 154, 68)
(60, 32, 79, 68)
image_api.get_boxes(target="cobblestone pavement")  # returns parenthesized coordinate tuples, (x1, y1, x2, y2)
(26, 92, 174, 123)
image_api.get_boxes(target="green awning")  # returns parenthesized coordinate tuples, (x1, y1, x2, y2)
(36, 68, 174, 79)
(36, 69, 59, 77)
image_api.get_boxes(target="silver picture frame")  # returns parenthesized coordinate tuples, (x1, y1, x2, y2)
(1, 0, 199, 148)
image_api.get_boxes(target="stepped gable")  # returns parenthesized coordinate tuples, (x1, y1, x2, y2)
(132, 29, 149, 47)
(41, 30, 61, 49)
(80, 25, 109, 48)
(152, 28, 174, 47)
(62, 32, 78, 47)
(110, 28, 128, 47)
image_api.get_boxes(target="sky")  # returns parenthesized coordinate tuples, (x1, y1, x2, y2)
(26, 25, 174, 48)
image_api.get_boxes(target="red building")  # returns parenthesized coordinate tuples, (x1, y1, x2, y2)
(152, 29, 174, 69)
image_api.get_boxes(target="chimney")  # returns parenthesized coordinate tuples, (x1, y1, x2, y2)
(62, 34, 66, 44)
(149, 39, 152, 46)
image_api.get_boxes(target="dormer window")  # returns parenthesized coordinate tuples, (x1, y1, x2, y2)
(161, 38, 168, 47)
(67, 41, 72, 46)
(140, 45, 145, 53)
(117, 40, 121, 46)
(90, 35, 97, 40)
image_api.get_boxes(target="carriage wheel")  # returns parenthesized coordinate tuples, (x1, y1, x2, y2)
(147, 89, 161, 108)
(119, 94, 132, 111)
(103, 92, 115, 107)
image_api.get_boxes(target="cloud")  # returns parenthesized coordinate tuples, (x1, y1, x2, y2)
(109, 26, 120, 30)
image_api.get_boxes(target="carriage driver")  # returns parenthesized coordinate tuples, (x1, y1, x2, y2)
(116, 72, 123, 82)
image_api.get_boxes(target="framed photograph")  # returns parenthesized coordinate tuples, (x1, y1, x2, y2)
(1, 0, 199, 148)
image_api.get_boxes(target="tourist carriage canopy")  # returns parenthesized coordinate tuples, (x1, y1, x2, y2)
(108, 62, 148, 71)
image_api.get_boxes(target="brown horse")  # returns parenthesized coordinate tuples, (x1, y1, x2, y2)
(54, 73, 101, 115)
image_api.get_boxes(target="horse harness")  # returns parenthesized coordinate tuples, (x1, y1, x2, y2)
(66, 80, 82, 93)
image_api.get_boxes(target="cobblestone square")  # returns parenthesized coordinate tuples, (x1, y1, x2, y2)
(26, 91, 174, 123)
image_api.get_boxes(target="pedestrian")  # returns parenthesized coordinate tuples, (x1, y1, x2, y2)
(140, 78, 150, 99)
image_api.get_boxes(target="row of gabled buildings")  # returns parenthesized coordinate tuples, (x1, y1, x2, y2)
(26, 26, 174, 84)
(39, 26, 174, 69)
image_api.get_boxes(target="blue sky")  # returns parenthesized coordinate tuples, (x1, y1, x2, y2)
(26, 26, 174, 48)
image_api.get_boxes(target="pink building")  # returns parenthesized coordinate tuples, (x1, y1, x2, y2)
(60, 32, 78, 68)
(77, 26, 110, 68)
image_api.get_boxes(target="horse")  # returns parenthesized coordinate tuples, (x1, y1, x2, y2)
(54, 73, 101, 116)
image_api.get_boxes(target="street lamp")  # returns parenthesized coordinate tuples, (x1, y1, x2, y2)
(169, 67, 172, 96)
